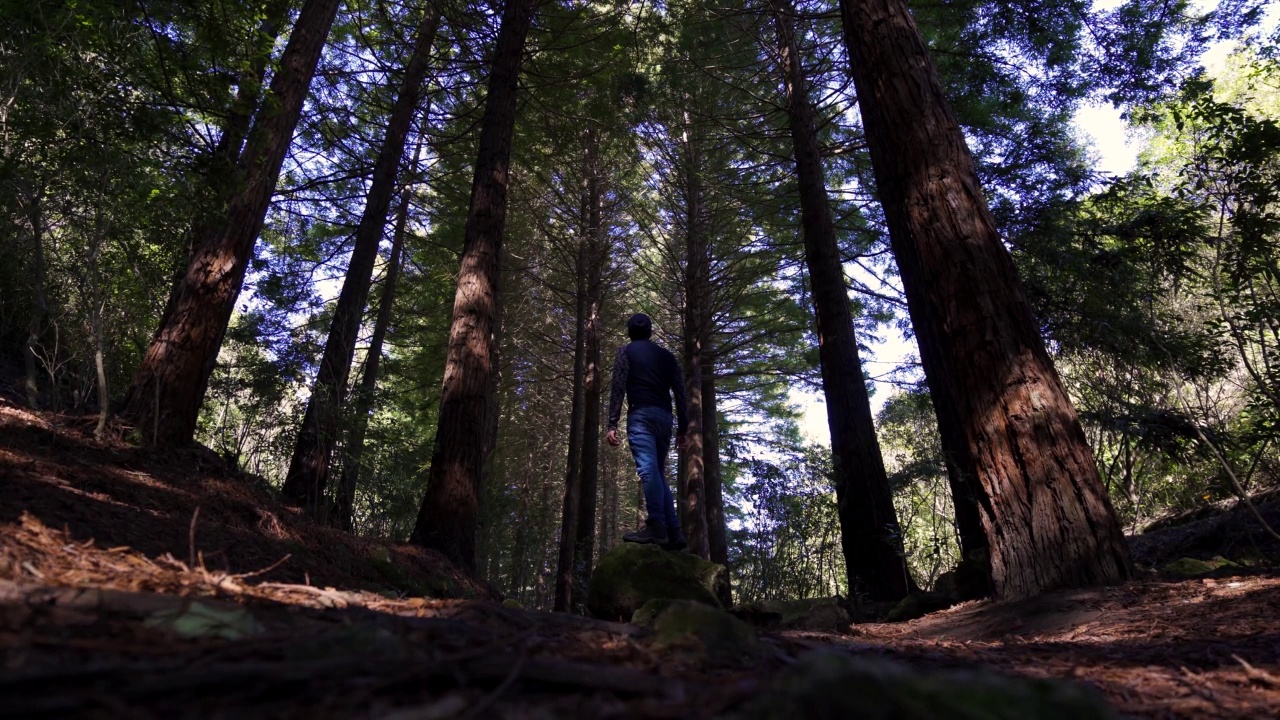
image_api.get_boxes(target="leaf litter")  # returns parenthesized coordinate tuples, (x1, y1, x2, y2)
(1, 394, 1278, 718)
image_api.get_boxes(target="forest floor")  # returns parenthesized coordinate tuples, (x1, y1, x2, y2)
(1, 394, 1278, 719)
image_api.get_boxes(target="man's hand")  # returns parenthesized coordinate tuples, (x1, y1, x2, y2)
(606, 428, 621, 447)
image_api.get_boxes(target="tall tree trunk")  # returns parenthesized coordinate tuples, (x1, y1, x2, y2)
(770, 0, 914, 601)
(22, 187, 46, 410)
(331, 137, 419, 531)
(702, 367, 730, 601)
(212, 7, 289, 173)
(124, 0, 341, 446)
(283, 6, 440, 513)
(553, 240, 588, 612)
(89, 207, 110, 442)
(681, 138, 711, 561)
(838, 0, 1132, 600)
(573, 134, 605, 607)
(153, 9, 287, 348)
(410, 0, 539, 571)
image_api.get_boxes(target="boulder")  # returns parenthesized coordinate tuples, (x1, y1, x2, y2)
(886, 591, 956, 622)
(727, 649, 1117, 720)
(648, 600, 770, 667)
(732, 597, 850, 632)
(586, 542, 726, 621)
(1159, 556, 1240, 578)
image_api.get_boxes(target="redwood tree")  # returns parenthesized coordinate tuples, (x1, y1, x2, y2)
(573, 133, 607, 605)
(681, 133, 712, 562)
(282, 5, 440, 514)
(124, 0, 341, 445)
(553, 186, 590, 612)
(332, 142, 419, 532)
(410, 0, 540, 570)
(770, 0, 913, 601)
(838, 0, 1132, 600)
(555, 129, 607, 612)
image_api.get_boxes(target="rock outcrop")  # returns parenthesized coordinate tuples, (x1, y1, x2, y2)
(586, 543, 728, 621)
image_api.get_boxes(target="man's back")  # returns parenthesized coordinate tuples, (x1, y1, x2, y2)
(606, 337, 688, 435)
(623, 340, 679, 413)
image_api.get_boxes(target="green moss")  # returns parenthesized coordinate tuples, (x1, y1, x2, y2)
(586, 543, 725, 620)
(734, 598, 850, 631)
(501, 598, 523, 610)
(368, 545, 434, 596)
(632, 598, 676, 626)
(650, 600, 769, 667)
(729, 650, 1116, 720)
(1160, 556, 1239, 578)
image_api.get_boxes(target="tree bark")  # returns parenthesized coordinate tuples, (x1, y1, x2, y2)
(409, 0, 539, 571)
(152, 7, 287, 351)
(702, 365, 731, 605)
(22, 187, 46, 410)
(838, 0, 1132, 600)
(573, 133, 605, 607)
(331, 135, 420, 531)
(211, 7, 288, 175)
(282, 5, 440, 513)
(553, 238, 588, 612)
(681, 135, 711, 561)
(124, 0, 341, 446)
(770, 0, 914, 601)
(89, 208, 110, 442)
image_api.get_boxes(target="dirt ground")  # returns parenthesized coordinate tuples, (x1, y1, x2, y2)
(2, 396, 1278, 718)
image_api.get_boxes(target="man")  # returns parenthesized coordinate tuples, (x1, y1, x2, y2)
(606, 313, 688, 550)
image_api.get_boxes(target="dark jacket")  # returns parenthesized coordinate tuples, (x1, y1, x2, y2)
(606, 339, 689, 434)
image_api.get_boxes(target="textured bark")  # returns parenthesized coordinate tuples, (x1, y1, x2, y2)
(702, 367, 731, 606)
(839, 0, 1132, 600)
(332, 145, 418, 532)
(283, 6, 440, 513)
(410, 0, 539, 571)
(553, 240, 588, 612)
(89, 213, 109, 442)
(681, 139, 711, 561)
(124, 0, 341, 446)
(771, 0, 913, 601)
(573, 136, 605, 606)
(22, 188, 46, 410)
(211, 7, 287, 174)
(152, 9, 286, 348)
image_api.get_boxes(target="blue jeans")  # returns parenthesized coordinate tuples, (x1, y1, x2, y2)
(627, 406, 680, 531)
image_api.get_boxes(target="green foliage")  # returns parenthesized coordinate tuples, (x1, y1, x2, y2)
(877, 390, 962, 590)
(0, 0, 224, 407)
(729, 444, 847, 602)
(1017, 40, 1280, 528)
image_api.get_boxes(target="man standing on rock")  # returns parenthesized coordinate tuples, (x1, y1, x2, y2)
(606, 313, 688, 550)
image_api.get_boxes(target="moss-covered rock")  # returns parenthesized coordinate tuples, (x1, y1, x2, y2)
(367, 545, 454, 597)
(727, 650, 1116, 720)
(649, 600, 770, 667)
(586, 542, 725, 620)
(887, 592, 956, 622)
(632, 598, 676, 626)
(1160, 556, 1239, 578)
(733, 597, 850, 632)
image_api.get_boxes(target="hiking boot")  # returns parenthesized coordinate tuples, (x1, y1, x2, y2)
(623, 520, 668, 545)
(663, 530, 687, 552)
